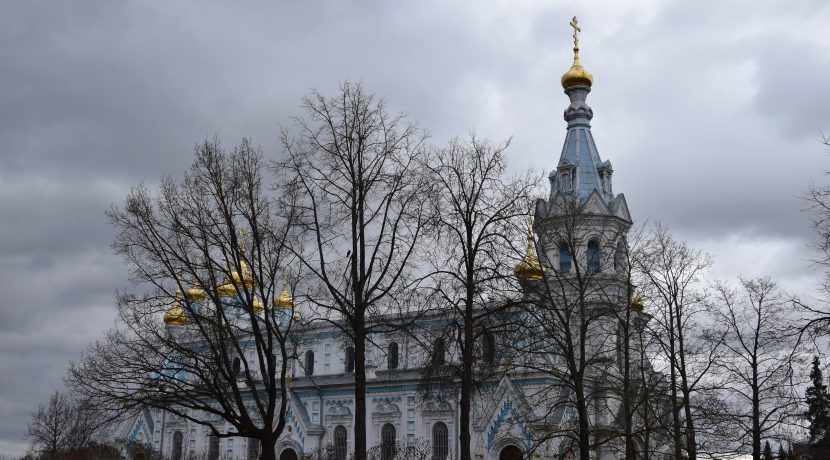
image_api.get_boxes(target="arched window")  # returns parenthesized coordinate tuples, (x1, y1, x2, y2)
(246, 439, 260, 460)
(334, 425, 348, 460)
(388, 342, 399, 370)
(433, 338, 446, 365)
(482, 331, 496, 364)
(232, 357, 241, 377)
(587, 240, 601, 273)
(499, 445, 523, 460)
(345, 346, 355, 373)
(208, 435, 219, 460)
(559, 244, 572, 274)
(305, 350, 315, 376)
(172, 431, 183, 460)
(432, 422, 449, 460)
(381, 424, 396, 460)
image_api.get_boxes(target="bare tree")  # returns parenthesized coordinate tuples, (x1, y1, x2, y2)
(67, 139, 297, 460)
(711, 277, 801, 460)
(277, 82, 428, 460)
(633, 223, 723, 460)
(517, 194, 633, 460)
(418, 135, 534, 460)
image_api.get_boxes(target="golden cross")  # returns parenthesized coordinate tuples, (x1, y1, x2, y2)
(569, 16, 581, 50)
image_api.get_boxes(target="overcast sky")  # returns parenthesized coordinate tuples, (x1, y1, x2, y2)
(1, 0, 829, 455)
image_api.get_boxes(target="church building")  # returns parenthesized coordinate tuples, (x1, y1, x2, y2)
(113, 19, 665, 460)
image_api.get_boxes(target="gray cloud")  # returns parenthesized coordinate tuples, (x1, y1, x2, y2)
(1, 0, 829, 455)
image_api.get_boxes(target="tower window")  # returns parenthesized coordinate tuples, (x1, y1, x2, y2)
(345, 346, 355, 373)
(587, 240, 601, 273)
(305, 350, 315, 376)
(482, 331, 496, 364)
(388, 342, 399, 370)
(559, 244, 572, 274)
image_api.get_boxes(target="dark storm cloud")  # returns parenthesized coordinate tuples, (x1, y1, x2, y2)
(1, 0, 829, 455)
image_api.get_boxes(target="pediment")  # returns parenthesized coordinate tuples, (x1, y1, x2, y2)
(582, 189, 612, 215)
(613, 194, 632, 223)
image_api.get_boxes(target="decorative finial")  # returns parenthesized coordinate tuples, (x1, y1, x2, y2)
(561, 16, 593, 88)
(239, 228, 248, 256)
(569, 16, 581, 55)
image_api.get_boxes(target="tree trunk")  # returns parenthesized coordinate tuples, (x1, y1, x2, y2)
(261, 435, 276, 460)
(354, 319, 367, 460)
(459, 293, 474, 460)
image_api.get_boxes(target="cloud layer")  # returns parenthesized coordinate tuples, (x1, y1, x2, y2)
(1, 0, 829, 455)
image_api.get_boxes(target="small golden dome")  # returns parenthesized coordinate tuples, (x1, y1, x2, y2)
(217, 260, 256, 297)
(274, 274, 294, 309)
(515, 231, 545, 281)
(252, 296, 264, 313)
(631, 292, 645, 311)
(185, 282, 206, 301)
(163, 290, 187, 326)
(561, 16, 593, 89)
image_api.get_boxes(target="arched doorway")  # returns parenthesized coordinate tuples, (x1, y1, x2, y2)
(279, 448, 298, 460)
(499, 445, 523, 460)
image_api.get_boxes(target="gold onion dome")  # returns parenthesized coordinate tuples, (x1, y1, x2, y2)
(185, 282, 206, 301)
(252, 295, 264, 313)
(217, 230, 256, 296)
(561, 16, 593, 89)
(515, 231, 545, 281)
(164, 289, 187, 326)
(631, 292, 645, 311)
(274, 275, 294, 309)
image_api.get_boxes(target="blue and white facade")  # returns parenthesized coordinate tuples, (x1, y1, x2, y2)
(113, 44, 665, 460)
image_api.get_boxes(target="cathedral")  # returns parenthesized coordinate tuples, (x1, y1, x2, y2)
(112, 19, 664, 460)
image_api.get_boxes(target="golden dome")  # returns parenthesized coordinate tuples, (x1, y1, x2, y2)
(515, 231, 545, 281)
(274, 274, 294, 309)
(252, 295, 264, 313)
(185, 282, 206, 301)
(631, 292, 645, 311)
(217, 260, 256, 296)
(561, 16, 593, 89)
(163, 290, 187, 326)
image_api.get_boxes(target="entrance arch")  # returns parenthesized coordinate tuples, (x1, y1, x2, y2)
(499, 445, 523, 460)
(279, 448, 298, 460)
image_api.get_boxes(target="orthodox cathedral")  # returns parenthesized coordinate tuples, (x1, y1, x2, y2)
(112, 19, 662, 460)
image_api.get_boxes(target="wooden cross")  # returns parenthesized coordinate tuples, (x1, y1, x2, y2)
(569, 16, 581, 49)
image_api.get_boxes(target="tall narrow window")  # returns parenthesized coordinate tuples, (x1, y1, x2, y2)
(482, 331, 496, 364)
(388, 342, 399, 370)
(305, 350, 315, 376)
(334, 425, 348, 460)
(432, 422, 449, 460)
(587, 240, 601, 273)
(232, 357, 241, 377)
(381, 424, 396, 460)
(559, 244, 572, 274)
(345, 346, 355, 373)
(172, 431, 183, 460)
(208, 435, 219, 460)
(433, 338, 446, 365)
